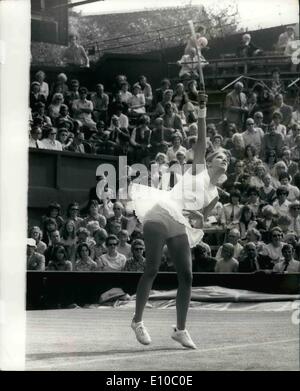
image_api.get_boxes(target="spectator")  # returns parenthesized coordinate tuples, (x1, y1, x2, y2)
(216, 228, 243, 260)
(62, 34, 89, 67)
(41, 126, 63, 151)
(238, 205, 257, 239)
(256, 205, 278, 243)
(220, 189, 243, 229)
(155, 89, 177, 118)
(230, 133, 245, 161)
(279, 172, 300, 202)
(89, 121, 110, 153)
(76, 227, 96, 248)
(98, 235, 127, 271)
(75, 243, 97, 271)
(44, 229, 62, 266)
(292, 99, 300, 124)
(291, 134, 300, 162)
(272, 111, 286, 137)
(42, 217, 58, 247)
(117, 230, 131, 260)
(162, 102, 184, 136)
(214, 243, 239, 272)
(29, 226, 47, 255)
(124, 239, 146, 272)
(64, 79, 80, 109)
(34, 70, 49, 100)
(192, 243, 216, 272)
(177, 47, 199, 80)
(259, 174, 277, 204)
(91, 228, 108, 267)
(273, 243, 300, 273)
(236, 33, 262, 57)
(286, 123, 300, 149)
(288, 201, 300, 237)
(269, 68, 285, 95)
(29, 125, 44, 149)
(243, 228, 266, 254)
(261, 123, 284, 160)
(138, 75, 153, 109)
(272, 94, 293, 127)
(32, 102, 52, 127)
(150, 117, 174, 157)
(72, 87, 96, 131)
(277, 26, 296, 52)
(60, 219, 77, 266)
(56, 104, 74, 132)
(154, 78, 171, 105)
(128, 83, 146, 116)
(68, 131, 89, 153)
(243, 145, 261, 176)
(66, 202, 83, 230)
(247, 92, 260, 118)
(30, 81, 46, 111)
(277, 215, 293, 238)
(119, 81, 132, 104)
(246, 186, 262, 217)
(48, 93, 64, 124)
(261, 227, 285, 265)
(57, 128, 71, 150)
(225, 82, 248, 130)
(238, 242, 272, 272)
(91, 83, 109, 125)
(271, 159, 288, 188)
(272, 186, 291, 216)
(281, 148, 298, 177)
(106, 115, 130, 155)
(27, 238, 45, 271)
(185, 136, 197, 163)
(47, 245, 72, 271)
(253, 111, 268, 132)
(166, 132, 187, 162)
(223, 160, 244, 192)
(81, 199, 106, 228)
(42, 202, 64, 231)
(186, 80, 199, 107)
(249, 164, 266, 188)
(113, 105, 129, 130)
(106, 202, 129, 233)
(242, 117, 264, 155)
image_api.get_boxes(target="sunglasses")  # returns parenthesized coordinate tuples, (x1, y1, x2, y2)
(272, 234, 282, 238)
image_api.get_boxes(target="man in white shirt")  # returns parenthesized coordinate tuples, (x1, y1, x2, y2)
(273, 244, 300, 273)
(41, 127, 63, 151)
(242, 117, 264, 155)
(29, 126, 45, 149)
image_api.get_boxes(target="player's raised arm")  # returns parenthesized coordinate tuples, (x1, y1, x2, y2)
(192, 92, 208, 172)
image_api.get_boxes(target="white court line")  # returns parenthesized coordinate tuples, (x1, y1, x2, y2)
(27, 338, 299, 371)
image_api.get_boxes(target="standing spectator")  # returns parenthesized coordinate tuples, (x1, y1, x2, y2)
(242, 117, 264, 155)
(138, 75, 153, 109)
(277, 26, 296, 52)
(29, 125, 44, 149)
(236, 33, 261, 57)
(29, 226, 47, 255)
(72, 87, 96, 131)
(214, 243, 239, 272)
(273, 244, 300, 273)
(124, 239, 146, 272)
(225, 82, 248, 130)
(91, 83, 109, 125)
(75, 243, 97, 271)
(27, 239, 45, 271)
(62, 34, 89, 67)
(47, 245, 72, 271)
(98, 235, 127, 271)
(272, 94, 293, 127)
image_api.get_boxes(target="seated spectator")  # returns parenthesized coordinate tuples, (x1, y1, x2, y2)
(106, 202, 129, 232)
(154, 78, 171, 106)
(32, 102, 52, 127)
(288, 201, 300, 237)
(223, 160, 244, 192)
(172, 83, 188, 113)
(89, 121, 110, 154)
(225, 82, 248, 130)
(220, 189, 243, 229)
(42, 217, 58, 247)
(34, 70, 49, 100)
(230, 133, 245, 160)
(238, 242, 272, 272)
(75, 243, 97, 271)
(68, 131, 90, 153)
(177, 47, 199, 80)
(281, 148, 298, 177)
(260, 227, 285, 265)
(273, 243, 300, 273)
(154, 89, 177, 118)
(286, 123, 300, 149)
(238, 205, 257, 239)
(150, 153, 169, 188)
(236, 33, 262, 57)
(243, 145, 261, 176)
(76, 226, 96, 248)
(109, 91, 129, 119)
(91, 228, 108, 267)
(42, 202, 64, 231)
(214, 243, 239, 272)
(48, 93, 64, 125)
(128, 83, 146, 116)
(57, 128, 72, 150)
(185, 136, 197, 163)
(216, 228, 243, 260)
(272, 111, 286, 137)
(119, 81, 132, 104)
(112, 74, 128, 96)
(30, 81, 46, 111)
(272, 185, 291, 216)
(277, 26, 296, 52)
(186, 80, 199, 107)
(41, 126, 63, 151)
(279, 172, 300, 202)
(242, 117, 264, 155)
(27, 238, 45, 271)
(261, 123, 284, 161)
(277, 215, 293, 239)
(98, 235, 127, 271)
(60, 219, 77, 266)
(62, 33, 89, 67)
(47, 245, 72, 271)
(117, 230, 131, 260)
(253, 111, 268, 132)
(29, 226, 47, 255)
(56, 104, 74, 131)
(272, 94, 293, 127)
(259, 174, 276, 204)
(150, 117, 174, 157)
(66, 202, 83, 230)
(292, 99, 300, 125)
(245, 186, 262, 217)
(44, 229, 62, 266)
(211, 134, 227, 154)
(138, 75, 153, 109)
(124, 239, 146, 272)
(91, 83, 109, 124)
(192, 243, 216, 272)
(291, 134, 300, 162)
(249, 164, 266, 188)
(129, 115, 151, 165)
(256, 205, 278, 243)
(269, 68, 285, 96)
(222, 122, 237, 150)
(72, 87, 96, 131)
(243, 228, 267, 255)
(106, 115, 130, 155)
(81, 200, 106, 228)
(162, 102, 184, 135)
(29, 125, 44, 149)
(113, 105, 129, 130)
(166, 132, 187, 162)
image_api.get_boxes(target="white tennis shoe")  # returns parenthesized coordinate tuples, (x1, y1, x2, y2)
(171, 326, 197, 349)
(131, 320, 152, 345)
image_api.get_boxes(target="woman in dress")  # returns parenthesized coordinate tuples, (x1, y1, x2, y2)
(130, 92, 228, 349)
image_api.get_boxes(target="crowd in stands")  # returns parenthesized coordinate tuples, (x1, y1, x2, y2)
(28, 34, 300, 275)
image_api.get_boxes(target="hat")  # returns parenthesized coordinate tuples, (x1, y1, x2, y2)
(27, 238, 37, 248)
(99, 288, 129, 304)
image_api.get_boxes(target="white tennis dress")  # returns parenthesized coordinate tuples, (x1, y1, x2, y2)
(130, 167, 218, 248)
